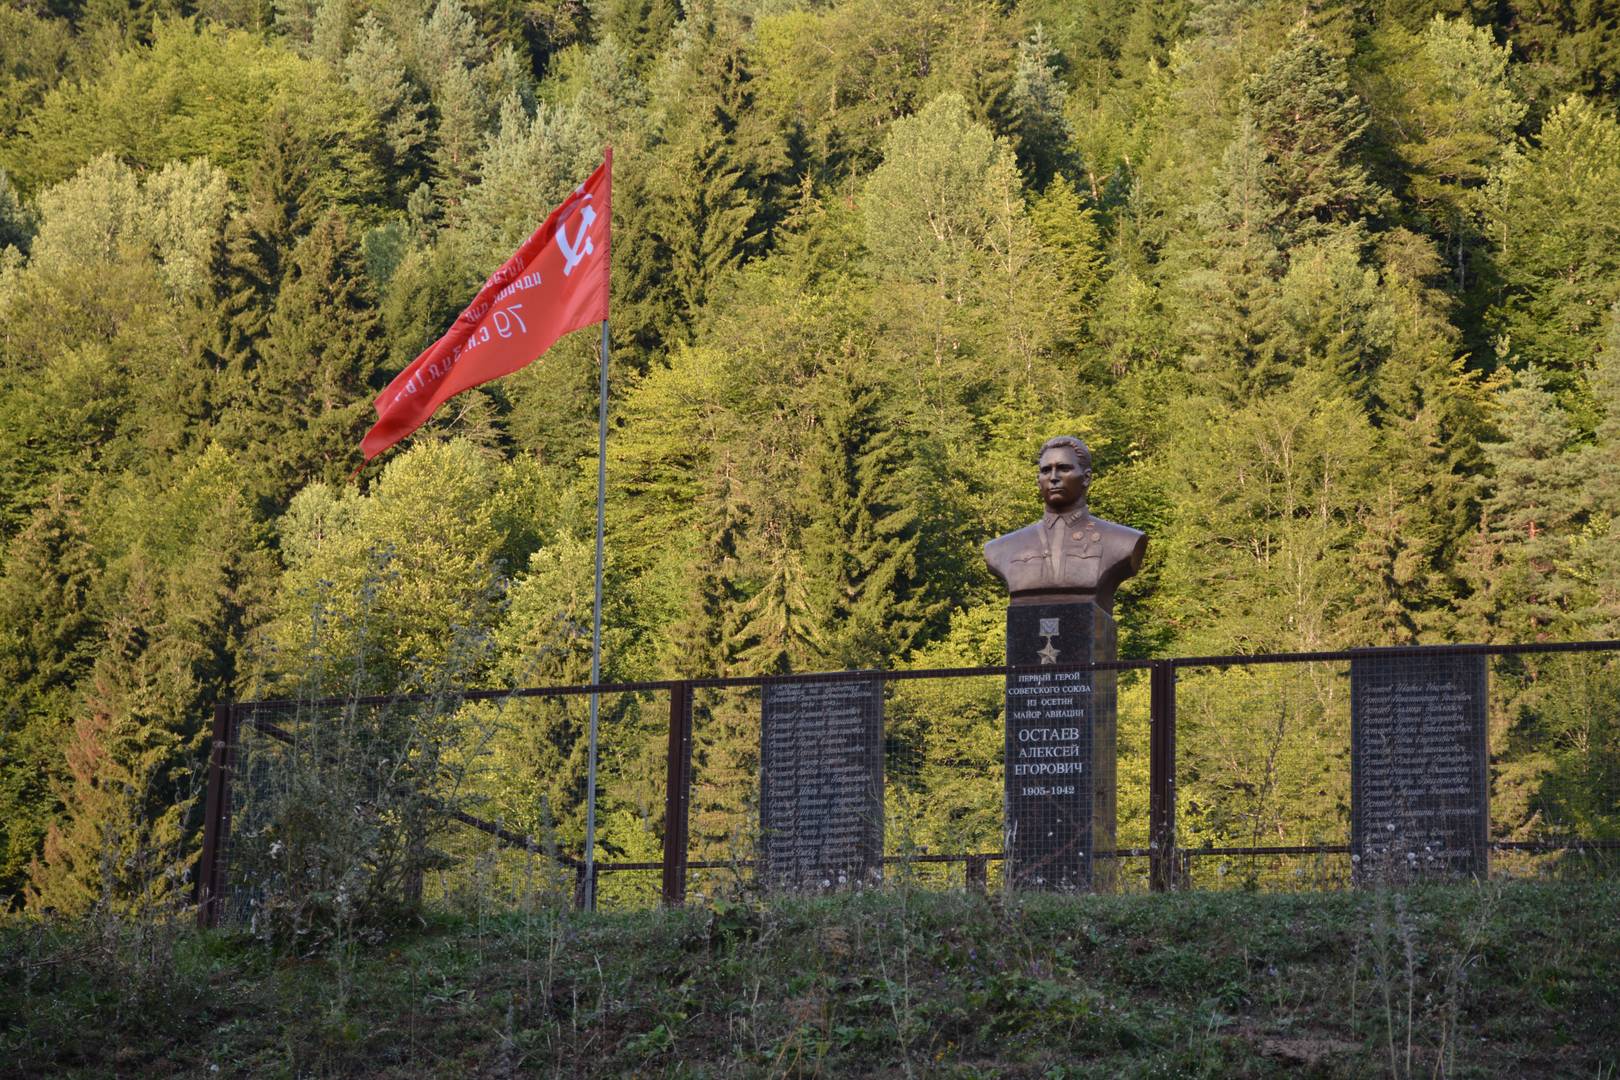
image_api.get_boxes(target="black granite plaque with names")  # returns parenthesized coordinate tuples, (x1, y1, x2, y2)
(1351, 652, 1489, 880)
(760, 678, 884, 889)
(1004, 601, 1117, 891)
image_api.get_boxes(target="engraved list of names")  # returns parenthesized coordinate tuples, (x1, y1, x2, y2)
(1351, 653, 1489, 879)
(760, 679, 883, 889)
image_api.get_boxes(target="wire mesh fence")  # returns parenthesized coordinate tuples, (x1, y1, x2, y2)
(1173, 658, 1355, 890)
(196, 641, 1620, 925)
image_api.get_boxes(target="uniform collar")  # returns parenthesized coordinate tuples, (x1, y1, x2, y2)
(1043, 507, 1089, 529)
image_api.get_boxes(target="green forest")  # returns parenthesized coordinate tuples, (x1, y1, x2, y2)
(1, 0, 1618, 914)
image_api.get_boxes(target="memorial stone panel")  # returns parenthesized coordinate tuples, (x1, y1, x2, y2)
(1004, 601, 1117, 890)
(760, 678, 884, 889)
(1351, 652, 1489, 880)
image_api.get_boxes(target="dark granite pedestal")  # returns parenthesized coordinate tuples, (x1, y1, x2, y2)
(1004, 599, 1117, 891)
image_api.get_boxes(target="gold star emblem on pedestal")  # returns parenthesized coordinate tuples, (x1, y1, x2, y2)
(1038, 641, 1060, 664)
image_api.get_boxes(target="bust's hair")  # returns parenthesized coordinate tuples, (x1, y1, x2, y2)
(1037, 435, 1092, 469)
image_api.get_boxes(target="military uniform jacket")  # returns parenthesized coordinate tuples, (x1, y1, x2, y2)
(983, 508, 1147, 610)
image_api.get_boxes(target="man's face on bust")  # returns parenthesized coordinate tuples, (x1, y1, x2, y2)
(1037, 446, 1090, 514)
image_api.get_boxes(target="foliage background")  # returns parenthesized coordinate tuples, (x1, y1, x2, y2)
(1, 0, 1618, 911)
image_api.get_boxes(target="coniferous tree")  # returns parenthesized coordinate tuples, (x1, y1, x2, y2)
(1159, 367, 1377, 654)
(224, 110, 321, 320)
(1367, 16, 1525, 294)
(1023, 0, 1133, 98)
(229, 211, 386, 513)
(1487, 95, 1620, 421)
(0, 168, 32, 254)
(802, 365, 936, 668)
(479, 532, 597, 846)
(1462, 367, 1586, 640)
(596, 0, 681, 73)
(1245, 30, 1384, 246)
(344, 14, 432, 193)
(1354, 232, 1492, 640)
(1027, 176, 1105, 315)
(462, 94, 599, 262)
(608, 149, 680, 362)
(728, 543, 820, 675)
(639, 7, 788, 345)
(607, 342, 758, 856)
(26, 448, 266, 915)
(414, 0, 487, 78)
(273, 0, 320, 49)
(1275, 233, 1395, 401)
(861, 91, 1020, 303)
(25, 568, 208, 916)
(607, 341, 740, 678)
(1119, 0, 1191, 83)
(429, 62, 488, 206)
(543, 33, 648, 146)
(1173, 113, 1287, 397)
(1008, 27, 1078, 189)
(746, 0, 1020, 183)
(407, 0, 524, 211)
(308, 0, 354, 67)
(1504, 0, 1620, 111)
(0, 9, 76, 147)
(0, 489, 99, 902)
(1575, 312, 1620, 635)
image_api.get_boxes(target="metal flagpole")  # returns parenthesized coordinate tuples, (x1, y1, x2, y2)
(582, 317, 610, 911)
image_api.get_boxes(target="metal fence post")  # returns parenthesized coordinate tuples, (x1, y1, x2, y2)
(965, 854, 988, 893)
(1149, 662, 1178, 892)
(661, 681, 694, 906)
(573, 863, 593, 910)
(196, 702, 233, 928)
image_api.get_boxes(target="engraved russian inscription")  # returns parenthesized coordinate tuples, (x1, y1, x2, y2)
(1004, 602, 1117, 890)
(1351, 653, 1489, 879)
(760, 678, 883, 889)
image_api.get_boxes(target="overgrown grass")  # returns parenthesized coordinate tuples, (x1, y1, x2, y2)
(3, 879, 1617, 1077)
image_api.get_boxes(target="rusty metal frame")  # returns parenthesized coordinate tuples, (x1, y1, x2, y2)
(198, 639, 1620, 913)
(195, 703, 234, 928)
(660, 682, 694, 905)
(1148, 661, 1178, 892)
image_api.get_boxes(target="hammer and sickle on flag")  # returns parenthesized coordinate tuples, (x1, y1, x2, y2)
(360, 149, 612, 463)
(557, 204, 596, 275)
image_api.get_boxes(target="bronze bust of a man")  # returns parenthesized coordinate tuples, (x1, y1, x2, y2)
(983, 436, 1147, 612)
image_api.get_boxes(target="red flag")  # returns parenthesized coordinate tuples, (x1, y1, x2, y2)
(361, 149, 612, 462)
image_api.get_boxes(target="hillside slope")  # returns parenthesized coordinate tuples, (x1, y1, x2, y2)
(4, 879, 1617, 1077)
